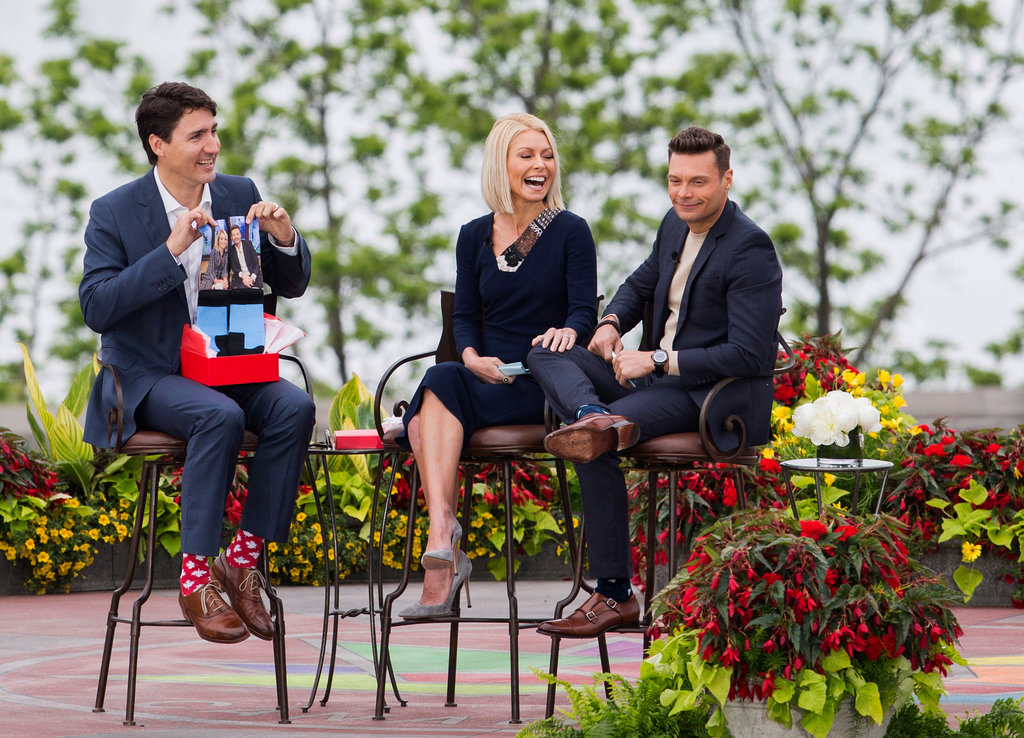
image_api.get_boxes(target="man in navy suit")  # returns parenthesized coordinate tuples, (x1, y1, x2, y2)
(528, 127, 783, 638)
(80, 82, 315, 644)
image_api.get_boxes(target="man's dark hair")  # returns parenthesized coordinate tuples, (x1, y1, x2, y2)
(136, 82, 217, 166)
(668, 126, 731, 175)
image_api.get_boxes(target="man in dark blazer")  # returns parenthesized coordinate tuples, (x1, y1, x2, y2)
(227, 223, 264, 289)
(528, 126, 783, 638)
(79, 82, 315, 644)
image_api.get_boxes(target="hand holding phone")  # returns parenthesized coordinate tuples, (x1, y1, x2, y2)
(497, 362, 530, 376)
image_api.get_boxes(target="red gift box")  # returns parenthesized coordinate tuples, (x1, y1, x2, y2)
(180, 324, 279, 386)
(334, 429, 383, 450)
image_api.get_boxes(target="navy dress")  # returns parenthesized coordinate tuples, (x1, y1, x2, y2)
(397, 210, 597, 447)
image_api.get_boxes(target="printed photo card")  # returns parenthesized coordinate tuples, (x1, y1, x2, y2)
(199, 216, 262, 291)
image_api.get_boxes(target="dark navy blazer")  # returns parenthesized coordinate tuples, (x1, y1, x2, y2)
(79, 169, 311, 448)
(605, 199, 783, 450)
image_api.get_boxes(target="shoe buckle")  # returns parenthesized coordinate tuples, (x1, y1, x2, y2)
(585, 610, 597, 622)
(604, 597, 618, 610)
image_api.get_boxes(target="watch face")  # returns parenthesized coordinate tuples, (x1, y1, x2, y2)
(653, 349, 668, 364)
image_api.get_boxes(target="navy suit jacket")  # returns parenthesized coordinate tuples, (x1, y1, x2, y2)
(605, 199, 782, 450)
(79, 169, 311, 448)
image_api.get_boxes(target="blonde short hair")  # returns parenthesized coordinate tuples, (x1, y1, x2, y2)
(481, 113, 565, 214)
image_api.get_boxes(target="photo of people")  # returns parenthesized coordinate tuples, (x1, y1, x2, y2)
(227, 215, 263, 289)
(199, 219, 230, 290)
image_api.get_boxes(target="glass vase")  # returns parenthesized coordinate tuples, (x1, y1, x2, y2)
(816, 428, 864, 466)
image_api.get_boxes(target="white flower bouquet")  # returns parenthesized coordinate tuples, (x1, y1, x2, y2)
(791, 390, 883, 447)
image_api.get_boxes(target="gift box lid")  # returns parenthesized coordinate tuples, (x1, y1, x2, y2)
(334, 429, 383, 450)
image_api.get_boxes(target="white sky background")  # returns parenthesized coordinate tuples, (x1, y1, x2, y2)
(2, 0, 1023, 400)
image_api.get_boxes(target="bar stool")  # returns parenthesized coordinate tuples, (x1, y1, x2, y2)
(370, 291, 582, 724)
(90, 356, 309, 726)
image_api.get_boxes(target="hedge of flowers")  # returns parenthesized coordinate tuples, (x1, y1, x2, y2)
(0, 430, 138, 593)
(627, 334, 1024, 607)
(7, 334, 1024, 602)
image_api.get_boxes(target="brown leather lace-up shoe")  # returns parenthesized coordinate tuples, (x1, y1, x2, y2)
(537, 591, 641, 639)
(211, 552, 275, 640)
(178, 583, 250, 644)
(543, 413, 640, 464)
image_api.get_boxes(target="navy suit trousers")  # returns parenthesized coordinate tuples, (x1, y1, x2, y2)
(136, 375, 315, 556)
(528, 345, 700, 579)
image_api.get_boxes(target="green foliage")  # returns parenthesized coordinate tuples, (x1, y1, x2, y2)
(20, 343, 95, 496)
(639, 0, 1024, 371)
(884, 700, 955, 738)
(884, 697, 1024, 737)
(520, 664, 718, 738)
(0, 4, 151, 393)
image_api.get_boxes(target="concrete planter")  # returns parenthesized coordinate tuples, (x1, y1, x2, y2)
(919, 543, 1017, 607)
(723, 699, 893, 738)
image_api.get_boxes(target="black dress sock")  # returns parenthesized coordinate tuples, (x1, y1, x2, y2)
(595, 577, 632, 603)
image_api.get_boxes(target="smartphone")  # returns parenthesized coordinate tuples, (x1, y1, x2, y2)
(497, 362, 530, 376)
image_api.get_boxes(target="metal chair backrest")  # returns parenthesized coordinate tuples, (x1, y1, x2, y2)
(436, 290, 459, 364)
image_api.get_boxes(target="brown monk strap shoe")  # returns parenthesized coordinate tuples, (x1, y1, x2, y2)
(537, 591, 641, 639)
(544, 413, 640, 464)
(178, 583, 250, 644)
(211, 552, 275, 640)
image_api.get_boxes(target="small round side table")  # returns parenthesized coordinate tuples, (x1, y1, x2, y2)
(780, 457, 894, 517)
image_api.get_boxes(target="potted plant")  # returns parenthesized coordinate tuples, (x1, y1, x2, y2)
(646, 508, 963, 738)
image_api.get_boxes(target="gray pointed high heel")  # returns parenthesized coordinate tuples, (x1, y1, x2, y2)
(399, 551, 472, 619)
(421, 520, 463, 571)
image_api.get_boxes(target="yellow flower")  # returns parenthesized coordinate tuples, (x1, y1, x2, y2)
(120, 498, 131, 509)
(893, 396, 906, 409)
(24, 539, 34, 551)
(772, 405, 792, 421)
(296, 512, 307, 523)
(761, 448, 776, 459)
(98, 514, 110, 526)
(36, 551, 50, 563)
(962, 541, 982, 563)
(824, 473, 836, 487)
(841, 369, 865, 387)
(892, 374, 904, 387)
(877, 369, 891, 386)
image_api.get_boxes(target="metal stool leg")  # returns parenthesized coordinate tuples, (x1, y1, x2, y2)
(374, 463, 420, 719)
(260, 550, 290, 723)
(444, 469, 475, 707)
(94, 459, 153, 715)
(124, 458, 165, 726)
(501, 460, 522, 724)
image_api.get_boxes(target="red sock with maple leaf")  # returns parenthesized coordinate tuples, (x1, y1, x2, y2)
(225, 529, 264, 569)
(180, 553, 211, 596)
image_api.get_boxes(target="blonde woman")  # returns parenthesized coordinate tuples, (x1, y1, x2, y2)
(397, 113, 597, 617)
